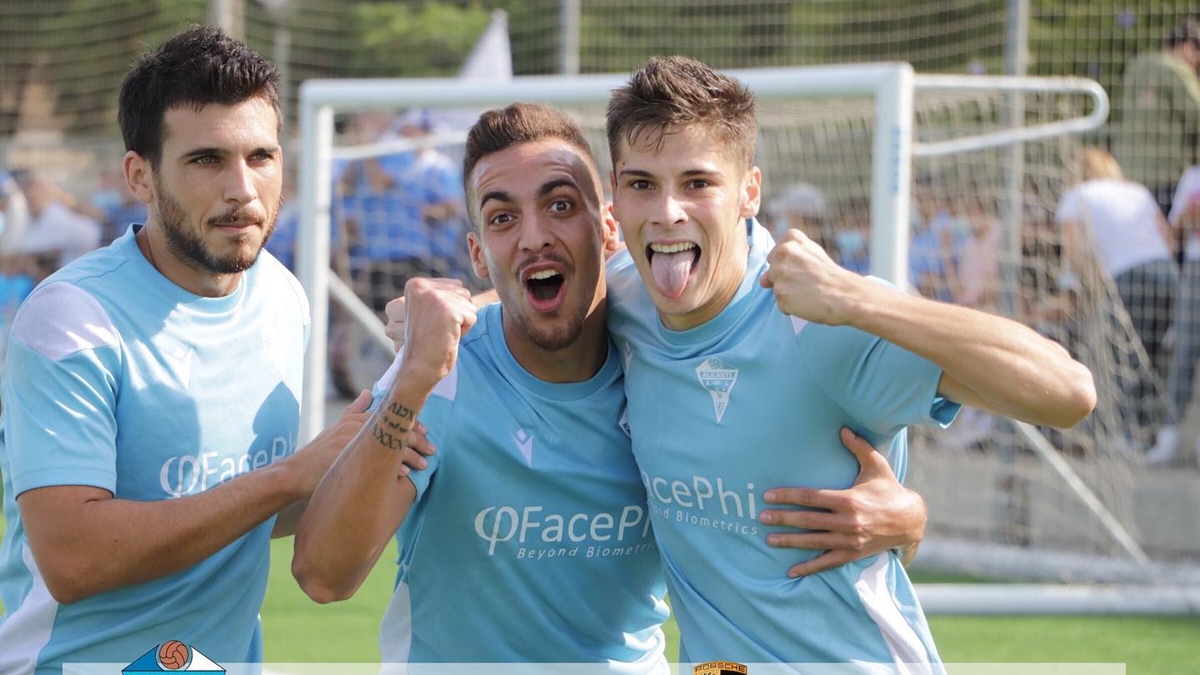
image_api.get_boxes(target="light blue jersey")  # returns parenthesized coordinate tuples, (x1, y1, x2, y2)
(0, 225, 309, 674)
(371, 304, 668, 672)
(606, 220, 959, 668)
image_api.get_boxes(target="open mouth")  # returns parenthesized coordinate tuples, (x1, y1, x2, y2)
(647, 242, 700, 299)
(525, 268, 566, 310)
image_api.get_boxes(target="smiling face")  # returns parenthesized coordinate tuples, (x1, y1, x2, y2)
(611, 124, 761, 331)
(467, 138, 615, 361)
(126, 96, 282, 295)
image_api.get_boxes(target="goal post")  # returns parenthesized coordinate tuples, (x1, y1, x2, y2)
(297, 62, 921, 446)
(290, 64, 1200, 603)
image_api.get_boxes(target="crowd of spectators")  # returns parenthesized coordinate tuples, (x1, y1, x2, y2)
(6, 15, 1200, 466)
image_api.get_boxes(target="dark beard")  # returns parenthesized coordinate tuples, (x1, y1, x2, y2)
(511, 305, 587, 352)
(154, 179, 277, 275)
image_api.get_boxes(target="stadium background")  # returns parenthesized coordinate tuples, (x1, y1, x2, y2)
(2, 0, 1200, 671)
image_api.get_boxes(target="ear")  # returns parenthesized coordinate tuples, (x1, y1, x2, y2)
(739, 166, 762, 219)
(467, 229, 490, 280)
(601, 201, 621, 253)
(124, 151, 153, 205)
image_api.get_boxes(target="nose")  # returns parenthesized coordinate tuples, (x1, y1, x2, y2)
(518, 212, 554, 252)
(652, 190, 687, 227)
(224, 159, 257, 206)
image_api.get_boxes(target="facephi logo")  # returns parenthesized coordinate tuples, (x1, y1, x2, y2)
(123, 641, 224, 674)
(696, 357, 738, 422)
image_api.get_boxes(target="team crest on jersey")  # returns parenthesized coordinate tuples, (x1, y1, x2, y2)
(513, 428, 533, 466)
(696, 357, 738, 423)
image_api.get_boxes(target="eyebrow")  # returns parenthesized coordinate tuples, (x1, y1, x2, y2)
(179, 145, 280, 161)
(537, 178, 579, 198)
(479, 190, 513, 210)
(616, 167, 718, 179)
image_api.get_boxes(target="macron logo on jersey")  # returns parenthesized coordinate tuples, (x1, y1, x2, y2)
(513, 429, 533, 466)
(696, 357, 738, 423)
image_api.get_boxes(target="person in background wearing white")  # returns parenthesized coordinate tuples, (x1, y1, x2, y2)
(1055, 148, 1178, 389)
(5, 172, 102, 273)
(1148, 163, 1200, 465)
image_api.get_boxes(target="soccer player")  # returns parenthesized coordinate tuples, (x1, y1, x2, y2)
(602, 55, 1097, 666)
(0, 25, 374, 672)
(293, 103, 928, 668)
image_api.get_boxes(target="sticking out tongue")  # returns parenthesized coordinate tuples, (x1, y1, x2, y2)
(650, 250, 695, 299)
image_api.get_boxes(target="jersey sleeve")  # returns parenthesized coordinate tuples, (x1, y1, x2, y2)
(3, 282, 121, 496)
(796, 292, 960, 436)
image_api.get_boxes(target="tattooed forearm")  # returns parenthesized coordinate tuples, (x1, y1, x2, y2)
(372, 424, 410, 451)
(387, 400, 417, 423)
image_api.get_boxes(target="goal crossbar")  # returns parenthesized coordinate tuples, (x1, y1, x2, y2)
(297, 62, 920, 442)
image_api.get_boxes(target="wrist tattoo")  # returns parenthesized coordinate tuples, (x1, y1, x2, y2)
(372, 423, 411, 451)
(387, 400, 417, 423)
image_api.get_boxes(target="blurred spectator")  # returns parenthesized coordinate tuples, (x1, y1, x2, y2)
(765, 181, 828, 247)
(1055, 148, 1177, 382)
(88, 167, 148, 245)
(0, 171, 29, 247)
(953, 196, 1003, 312)
(0, 172, 37, 402)
(910, 180, 963, 301)
(832, 195, 870, 275)
(338, 111, 433, 314)
(4, 171, 101, 273)
(1113, 17, 1200, 219)
(393, 108, 470, 281)
(1148, 164, 1200, 465)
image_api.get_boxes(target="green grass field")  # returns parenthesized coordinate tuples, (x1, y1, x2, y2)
(1, 519, 1196, 672)
(262, 539, 1200, 673)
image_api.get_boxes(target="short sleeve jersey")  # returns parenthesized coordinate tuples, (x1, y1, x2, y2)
(372, 304, 668, 672)
(0, 225, 309, 674)
(605, 220, 959, 666)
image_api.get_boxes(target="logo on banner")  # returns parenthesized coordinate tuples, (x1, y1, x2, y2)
(694, 661, 748, 675)
(122, 641, 224, 674)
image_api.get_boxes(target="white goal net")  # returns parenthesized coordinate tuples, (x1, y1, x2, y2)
(297, 65, 1200, 598)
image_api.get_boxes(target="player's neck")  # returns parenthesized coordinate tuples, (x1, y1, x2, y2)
(505, 305, 610, 384)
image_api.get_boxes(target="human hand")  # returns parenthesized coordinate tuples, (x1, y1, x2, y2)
(289, 390, 372, 497)
(384, 294, 410, 351)
(395, 420, 435, 475)
(758, 427, 927, 578)
(396, 278, 477, 392)
(759, 228, 862, 325)
(385, 283, 499, 351)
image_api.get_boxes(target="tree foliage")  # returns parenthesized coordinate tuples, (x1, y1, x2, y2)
(7, 0, 1200, 136)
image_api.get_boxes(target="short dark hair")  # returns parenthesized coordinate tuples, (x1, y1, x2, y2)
(1166, 17, 1200, 49)
(606, 55, 757, 169)
(461, 103, 602, 231)
(118, 24, 281, 167)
